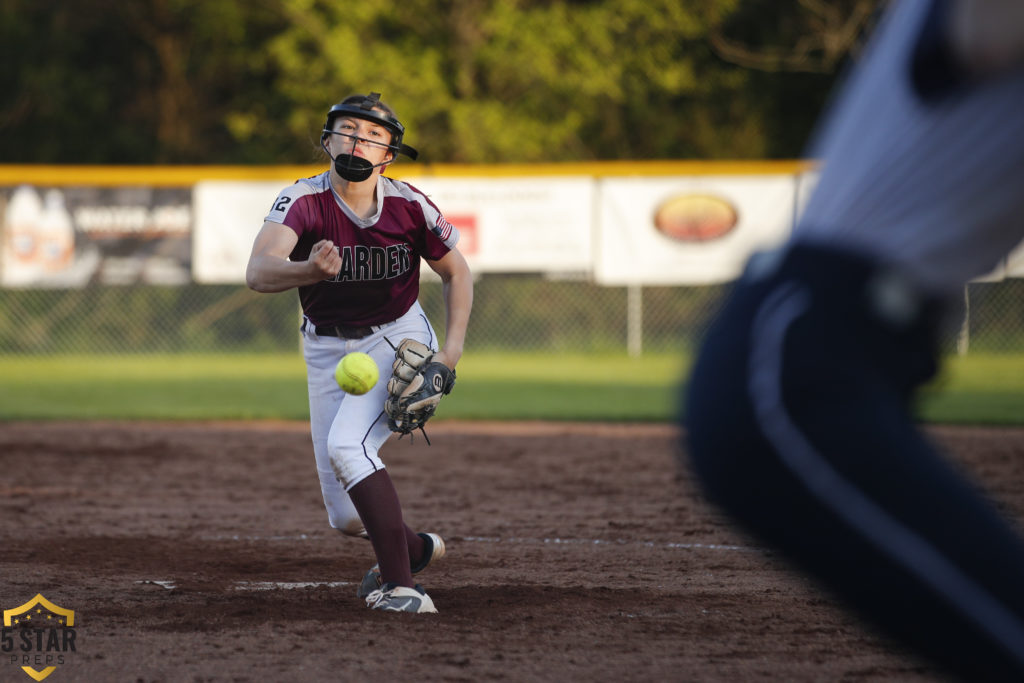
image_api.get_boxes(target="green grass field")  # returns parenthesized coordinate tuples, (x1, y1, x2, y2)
(0, 352, 1021, 424)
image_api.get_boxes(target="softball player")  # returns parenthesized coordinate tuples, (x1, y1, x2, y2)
(684, 0, 1024, 678)
(246, 92, 473, 613)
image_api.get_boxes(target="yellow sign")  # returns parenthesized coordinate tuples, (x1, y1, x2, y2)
(2, 594, 77, 681)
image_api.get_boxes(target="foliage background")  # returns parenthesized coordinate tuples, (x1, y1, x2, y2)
(0, 0, 882, 165)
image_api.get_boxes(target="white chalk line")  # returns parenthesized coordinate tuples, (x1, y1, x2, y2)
(136, 537, 759, 591)
(199, 533, 759, 553)
(136, 579, 352, 591)
(459, 535, 758, 552)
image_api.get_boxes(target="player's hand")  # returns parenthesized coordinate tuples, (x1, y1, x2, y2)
(309, 240, 342, 279)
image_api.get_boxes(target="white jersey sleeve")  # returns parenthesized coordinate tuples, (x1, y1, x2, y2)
(264, 173, 329, 225)
(794, 0, 1024, 293)
(382, 179, 460, 251)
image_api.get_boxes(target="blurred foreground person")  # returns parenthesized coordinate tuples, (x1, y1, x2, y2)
(684, 0, 1024, 679)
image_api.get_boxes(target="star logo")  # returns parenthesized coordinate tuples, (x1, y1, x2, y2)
(3, 594, 77, 681)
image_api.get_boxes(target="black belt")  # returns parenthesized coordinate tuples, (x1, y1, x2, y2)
(306, 321, 377, 339)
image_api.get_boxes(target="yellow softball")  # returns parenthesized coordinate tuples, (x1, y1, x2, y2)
(334, 352, 379, 395)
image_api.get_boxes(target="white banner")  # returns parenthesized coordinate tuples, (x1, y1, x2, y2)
(407, 177, 593, 273)
(193, 181, 289, 284)
(193, 176, 594, 283)
(595, 175, 796, 285)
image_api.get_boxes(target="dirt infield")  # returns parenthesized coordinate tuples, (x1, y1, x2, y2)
(2, 420, 1023, 682)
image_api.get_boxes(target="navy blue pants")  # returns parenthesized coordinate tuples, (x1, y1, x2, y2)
(684, 244, 1024, 681)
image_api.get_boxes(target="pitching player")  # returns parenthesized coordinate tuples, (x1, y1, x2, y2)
(684, 0, 1024, 679)
(246, 92, 473, 613)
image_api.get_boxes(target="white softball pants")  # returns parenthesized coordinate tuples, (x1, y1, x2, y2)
(302, 300, 438, 536)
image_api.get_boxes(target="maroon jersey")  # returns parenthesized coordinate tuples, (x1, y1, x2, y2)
(265, 171, 459, 327)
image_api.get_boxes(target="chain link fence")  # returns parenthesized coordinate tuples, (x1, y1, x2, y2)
(0, 276, 1021, 356)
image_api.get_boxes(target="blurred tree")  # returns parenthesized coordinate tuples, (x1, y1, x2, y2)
(0, 0, 883, 164)
(698, 0, 884, 157)
(0, 0, 282, 163)
(0, 0, 144, 162)
(262, 0, 809, 162)
(117, 0, 284, 163)
(706, 0, 882, 73)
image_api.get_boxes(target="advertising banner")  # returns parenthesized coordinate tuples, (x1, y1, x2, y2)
(407, 176, 594, 273)
(0, 185, 191, 288)
(595, 175, 797, 285)
(192, 180, 287, 284)
(193, 176, 595, 283)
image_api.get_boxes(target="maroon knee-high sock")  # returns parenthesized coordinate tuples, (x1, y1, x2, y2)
(406, 526, 425, 567)
(347, 470, 414, 588)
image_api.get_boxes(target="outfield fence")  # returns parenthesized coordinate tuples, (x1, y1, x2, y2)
(1, 163, 1021, 358)
(0, 276, 1021, 357)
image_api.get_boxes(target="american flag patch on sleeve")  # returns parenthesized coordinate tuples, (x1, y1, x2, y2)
(435, 215, 454, 241)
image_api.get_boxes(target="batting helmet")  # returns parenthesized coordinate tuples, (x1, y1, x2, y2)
(322, 92, 419, 161)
